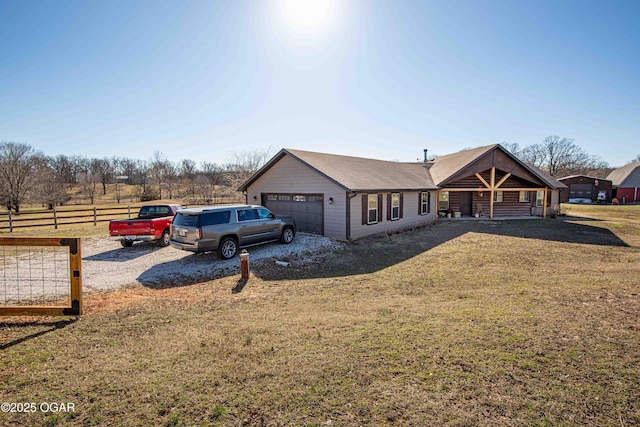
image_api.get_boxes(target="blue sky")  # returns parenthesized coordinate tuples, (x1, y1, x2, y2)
(1, 0, 638, 167)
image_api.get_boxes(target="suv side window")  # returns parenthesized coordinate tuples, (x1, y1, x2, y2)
(200, 211, 231, 227)
(237, 209, 258, 222)
(256, 208, 275, 220)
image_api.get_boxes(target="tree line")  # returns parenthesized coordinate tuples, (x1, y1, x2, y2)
(0, 141, 274, 212)
(1, 137, 635, 213)
(501, 135, 622, 178)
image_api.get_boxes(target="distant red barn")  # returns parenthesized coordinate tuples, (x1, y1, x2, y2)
(607, 163, 640, 203)
(558, 175, 612, 204)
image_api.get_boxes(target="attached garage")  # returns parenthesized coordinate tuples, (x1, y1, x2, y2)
(262, 193, 324, 235)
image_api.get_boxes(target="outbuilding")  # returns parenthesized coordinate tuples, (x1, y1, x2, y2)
(558, 175, 612, 204)
(607, 162, 640, 203)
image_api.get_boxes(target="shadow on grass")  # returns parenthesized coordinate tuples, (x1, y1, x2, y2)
(256, 218, 630, 281)
(232, 279, 248, 294)
(134, 218, 630, 288)
(84, 242, 167, 262)
(0, 318, 77, 350)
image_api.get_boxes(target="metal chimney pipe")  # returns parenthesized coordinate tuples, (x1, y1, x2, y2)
(423, 149, 428, 163)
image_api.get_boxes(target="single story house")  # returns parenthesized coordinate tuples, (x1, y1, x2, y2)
(558, 175, 613, 204)
(239, 144, 566, 240)
(607, 162, 640, 203)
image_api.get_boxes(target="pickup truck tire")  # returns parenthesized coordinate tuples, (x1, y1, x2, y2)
(121, 240, 134, 248)
(218, 237, 238, 260)
(280, 226, 295, 244)
(158, 229, 170, 247)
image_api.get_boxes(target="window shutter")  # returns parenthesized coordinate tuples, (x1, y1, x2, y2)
(387, 194, 391, 221)
(400, 193, 404, 218)
(428, 192, 431, 214)
(361, 194, 368, 225)
(378, 194, 383, 222)
(419, 193, 422, 215)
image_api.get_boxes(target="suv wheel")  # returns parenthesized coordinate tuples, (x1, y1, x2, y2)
(121, 240, 133, 248)
(218, 237, 238, 259)
(280, 227, 295, 244)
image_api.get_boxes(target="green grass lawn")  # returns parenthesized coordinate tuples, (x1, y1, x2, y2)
(1, 204, 639, 426)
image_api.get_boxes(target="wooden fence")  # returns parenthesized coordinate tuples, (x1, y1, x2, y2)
(0, 237, 82, 316)
(0, 197, 244, 233)
(0, 205, 141, 232)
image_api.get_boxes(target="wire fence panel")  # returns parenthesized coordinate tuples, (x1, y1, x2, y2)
(0, 237, 82, 316)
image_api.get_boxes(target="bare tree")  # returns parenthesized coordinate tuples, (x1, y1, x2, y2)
(163, 161, 178, 200)
(147, 151, 168, 200)
(198, 161, 223, 202)
(32, 161, 70, 208)
(501, 142, 523, 158)
(520, 136, 609, 177)
(89, 158, 115, 195)
(179, 159, 197, 198)
(134, 160, 152, 200)
(78, 171, 99, 204)
(223, 148, 274, 195)
(48, 154, 77, 188)
(0, 142, 41, 212)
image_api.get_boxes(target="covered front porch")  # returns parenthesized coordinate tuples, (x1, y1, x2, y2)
(436, 167, 550, 219)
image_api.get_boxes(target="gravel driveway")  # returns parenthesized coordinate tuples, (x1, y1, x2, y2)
(82, 233, 341, 292)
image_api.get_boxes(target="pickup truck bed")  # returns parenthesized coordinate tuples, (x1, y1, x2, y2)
(109, 204, 183, 247)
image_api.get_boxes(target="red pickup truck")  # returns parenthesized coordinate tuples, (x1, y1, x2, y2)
(109, 204, 183, 247)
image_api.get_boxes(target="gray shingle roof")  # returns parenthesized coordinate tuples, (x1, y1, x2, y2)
(606, 162, 640, 187)
(428, 144, 566, 189)
(240, 144, 566, 192)
(284, 149, 437, 191)
(427, 145, 498, 186)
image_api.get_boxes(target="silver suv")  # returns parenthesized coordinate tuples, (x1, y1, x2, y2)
(169, 205, 296, 259)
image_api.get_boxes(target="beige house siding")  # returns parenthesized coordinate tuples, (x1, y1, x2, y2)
(532, 189, 562, 216)
(348, 191, 437, 240)
(244, 155, 347, 239)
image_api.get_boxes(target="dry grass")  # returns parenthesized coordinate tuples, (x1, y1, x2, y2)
(1, 205, 639, 426)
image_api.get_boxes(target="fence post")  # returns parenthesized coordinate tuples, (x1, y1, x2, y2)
(8, 210, 12, 233)
(128, 205, 131, 219)
(93, 207, 97, 226)
(54, 206, 58, 229)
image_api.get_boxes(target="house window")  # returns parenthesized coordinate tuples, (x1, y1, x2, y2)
(519, 191, 530, 202)
(421, 192, 430, 215)
(536, 191, 545, 207)
(368, 194, 378, 224)
(391, 193, 400, 220)
(438, 191, 449, 211)
(493, 191, 503, 203)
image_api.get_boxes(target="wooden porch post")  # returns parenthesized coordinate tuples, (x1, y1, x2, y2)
(489, 167, 496, 219)
(543, 188, 548, 218)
